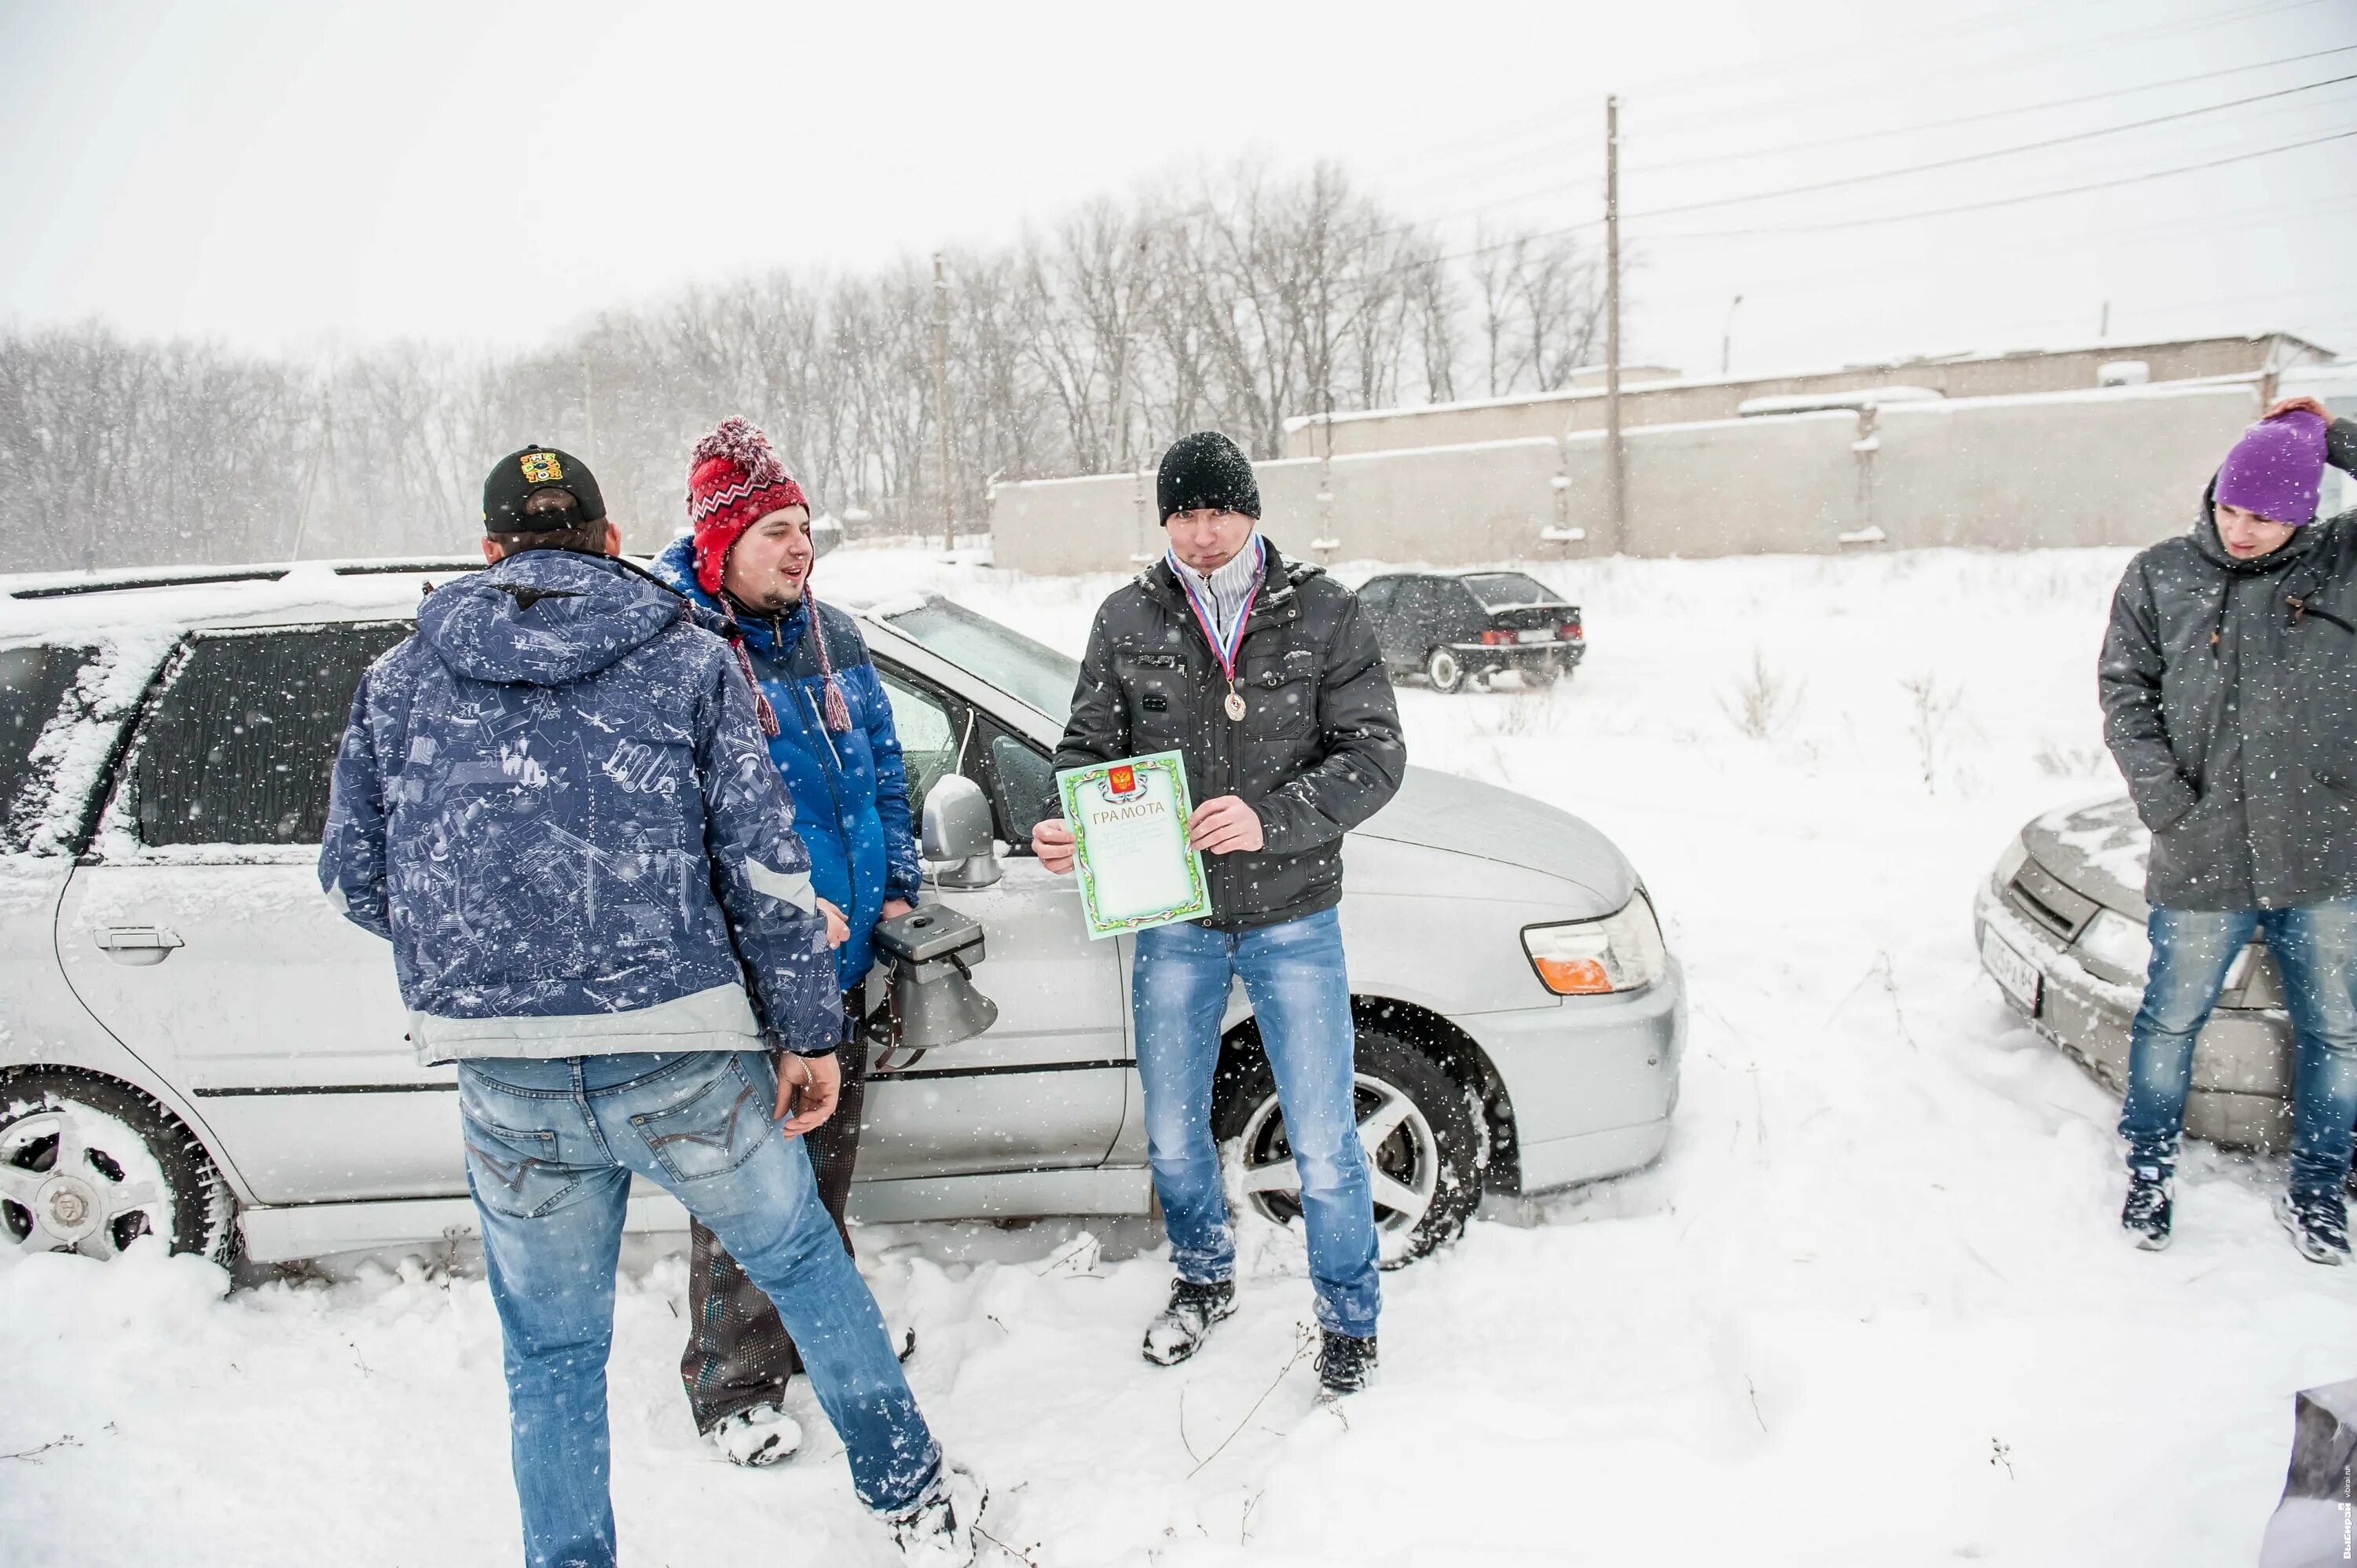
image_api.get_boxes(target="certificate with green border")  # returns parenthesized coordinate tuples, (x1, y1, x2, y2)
(1057, 751, 1211, 940)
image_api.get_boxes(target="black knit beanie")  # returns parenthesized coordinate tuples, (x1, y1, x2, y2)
(1157, 430, 1260, 522)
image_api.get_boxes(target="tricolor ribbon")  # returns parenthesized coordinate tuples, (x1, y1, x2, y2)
(1169, 533, 1265, 685)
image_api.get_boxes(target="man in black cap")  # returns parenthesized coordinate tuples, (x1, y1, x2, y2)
(1032, 430, 1406, 1396)
(321, 444, 981, 1565)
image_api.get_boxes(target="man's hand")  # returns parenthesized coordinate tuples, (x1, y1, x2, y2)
(1033, 817, 1077, 874)
(2267, 395, 2333, 423)
(814, 897, 849, 949)
(881, 897, 915, 921)
(773, 1050, 842, 1135)
(1189, 795, 1263, 855)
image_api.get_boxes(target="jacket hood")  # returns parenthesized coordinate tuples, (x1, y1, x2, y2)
(651, 534, 808, 658)
(419, 549, 689, 686)
(2194, 473, 2322, 577)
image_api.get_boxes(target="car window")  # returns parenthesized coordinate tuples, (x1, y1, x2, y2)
(1358, 578, 1397, 614)
(1461, 572, 1562, 609)
(1, 643, 96, 852)
(1398, 580, 1439, 624)
(988, 730, 1055, 848)
(1436, 581, 1485, 619)
(876, 667, 965, 810)
(131, 624, 409, 848)
(878, 598, 1080, 722)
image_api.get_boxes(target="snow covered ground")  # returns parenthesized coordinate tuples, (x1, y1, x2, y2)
(7, 542, 2354, 1566)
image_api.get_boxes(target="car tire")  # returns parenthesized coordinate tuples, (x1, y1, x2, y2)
(1424, 647, 1465, 694)
(1214, 1024, 1483, 1269)
(0, 1069, 234, 1264)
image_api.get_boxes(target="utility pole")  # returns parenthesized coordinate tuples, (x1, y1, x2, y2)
(933, 252, 954, 555)
(1603, 94, 1625, 556)
(1721, 294, 1743, 377)
(581, 350, 596, 465)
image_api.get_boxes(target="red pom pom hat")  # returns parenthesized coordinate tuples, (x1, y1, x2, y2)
(687, 417, 810, 596)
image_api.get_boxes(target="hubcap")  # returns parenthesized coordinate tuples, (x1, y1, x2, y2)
(0, 1105, 167, 1259)
(1233, 1072, 1441, 1266)
(1428, 651, 1458, 689)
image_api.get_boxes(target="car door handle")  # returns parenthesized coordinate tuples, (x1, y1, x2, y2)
(96, 926, 185, 965)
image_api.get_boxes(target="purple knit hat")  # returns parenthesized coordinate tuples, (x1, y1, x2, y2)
(2216, 410, 2328, 524)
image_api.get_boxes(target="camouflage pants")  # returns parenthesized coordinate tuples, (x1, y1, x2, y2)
(679, 1024, 868, 1434)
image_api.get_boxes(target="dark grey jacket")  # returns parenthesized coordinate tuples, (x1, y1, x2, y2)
(2099, 418, 2357, 910)
(1051, 545, 1406, 931)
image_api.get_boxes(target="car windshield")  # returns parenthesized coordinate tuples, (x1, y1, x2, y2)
(879, 597, 1080, 721)
(1461, 572, 1564, 610)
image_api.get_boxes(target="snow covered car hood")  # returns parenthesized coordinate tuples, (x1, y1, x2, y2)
(2022, 793, 2148, 918)
(1354, 766, 1636, 909)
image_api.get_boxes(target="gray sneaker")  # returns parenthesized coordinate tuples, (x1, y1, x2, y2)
(2277, 1189, 2350, 1266)
(2121, 1167, 2172, 1251)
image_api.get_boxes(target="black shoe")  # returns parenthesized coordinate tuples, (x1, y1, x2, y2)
(1142, 1277, 1236, 1366)
(2277, 1189, 2350, 1266)
(2121, 1166, 2172, 1251)
(1315, 1329, 1378, 1397)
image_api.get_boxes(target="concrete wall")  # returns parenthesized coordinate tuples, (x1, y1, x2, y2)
(1280, 333, 2326, 459)
(1871, 382, 2257, 549)
(990, 377, 2272, 569)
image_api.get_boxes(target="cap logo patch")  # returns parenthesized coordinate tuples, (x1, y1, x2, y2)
(519, 451, 564, 484)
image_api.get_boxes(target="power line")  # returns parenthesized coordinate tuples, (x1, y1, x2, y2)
(1644, 125, 2357, 239)
(1625, 72, 2356, 222)
(1384, 0, 2330, 188)
(1382, 52, 2356, 239)
(1342, 122, 2357, 290)
(1627, 42, 2357, 174)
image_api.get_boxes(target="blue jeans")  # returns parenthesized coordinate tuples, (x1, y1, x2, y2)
(1132, 907, 1379, 1336)
(2118, 899, 2357, 1196)
(458, 1051, 937, 1568)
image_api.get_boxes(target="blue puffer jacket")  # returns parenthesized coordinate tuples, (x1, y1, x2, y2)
(653, 537, 922, 988)
(319, 548, 840, 1064)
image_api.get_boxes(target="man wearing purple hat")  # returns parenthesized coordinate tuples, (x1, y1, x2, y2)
(2101, 398, 2357, 1260)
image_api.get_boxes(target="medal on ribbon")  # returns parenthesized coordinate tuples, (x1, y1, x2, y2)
(1172, 536, 1263, 723)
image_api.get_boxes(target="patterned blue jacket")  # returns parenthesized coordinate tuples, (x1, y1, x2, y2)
(318, 548, 841, 1064)
(652, 537, 922, 988)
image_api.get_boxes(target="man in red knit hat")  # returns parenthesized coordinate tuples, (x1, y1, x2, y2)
(652, 419, 930, 1471)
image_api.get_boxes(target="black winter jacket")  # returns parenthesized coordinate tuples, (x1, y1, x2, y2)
(1050, 545, 1406, 930)
(2099, 417, 2357, 910)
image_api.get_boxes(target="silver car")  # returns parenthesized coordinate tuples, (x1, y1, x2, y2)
(1974, 794, 2296, 1151)
(0, 559, 1686, 1268)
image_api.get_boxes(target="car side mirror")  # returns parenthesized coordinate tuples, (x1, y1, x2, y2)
(921, 773, 1001, 889)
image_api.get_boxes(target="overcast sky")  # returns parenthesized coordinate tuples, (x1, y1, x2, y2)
(2, 0, 2352, 387)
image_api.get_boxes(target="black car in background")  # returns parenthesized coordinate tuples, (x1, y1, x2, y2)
(1358, 570, 1584, 693)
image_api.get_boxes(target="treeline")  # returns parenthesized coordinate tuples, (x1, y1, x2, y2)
(0, 162, 1608, 574)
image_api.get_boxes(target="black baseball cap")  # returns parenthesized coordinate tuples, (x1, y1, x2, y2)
(483, 444, 607, 533)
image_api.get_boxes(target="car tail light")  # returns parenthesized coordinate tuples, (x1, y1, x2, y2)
(1562, 621, 1583, 641)
(1480, 629, 1514, 646)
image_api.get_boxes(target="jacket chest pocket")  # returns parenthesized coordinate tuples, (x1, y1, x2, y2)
(1116, 650, 1189, 744)
(1239, 654, 1316, 739)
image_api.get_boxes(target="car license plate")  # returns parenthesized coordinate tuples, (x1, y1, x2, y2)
(1516, 628, 1556, 643)
(1981, 927, 2041, 1013)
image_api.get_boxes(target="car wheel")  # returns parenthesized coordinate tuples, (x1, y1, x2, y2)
(1215, 1026, 1483, 1268)
(1424, 647, 1465, 694)
(0, 1070, 233, 1263)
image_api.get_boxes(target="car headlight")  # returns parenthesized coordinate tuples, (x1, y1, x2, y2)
(1995, 834, 2029, 890)
(1522, 893, 1666, 995)
(2076, 908, 2151, 982)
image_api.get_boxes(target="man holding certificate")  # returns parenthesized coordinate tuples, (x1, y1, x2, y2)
(1032, 430, 1406, 1397)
